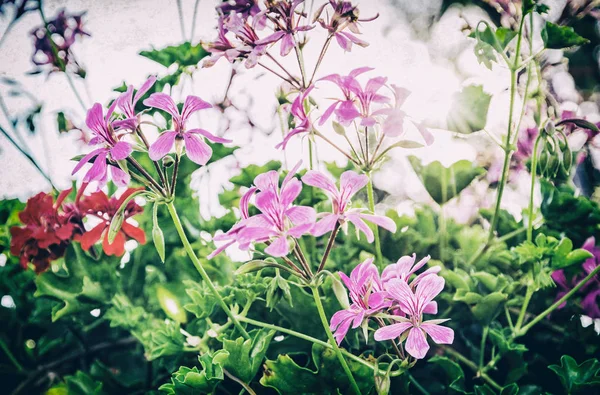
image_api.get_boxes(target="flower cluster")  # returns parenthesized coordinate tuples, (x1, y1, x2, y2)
(552, 237, 600, 318)
(10, 190, 83, 273)
(203, 0, 375, 68)
(10, 187, 147, 272)
(331, 255, 454, 359)
(210, 166, 395, 258)
(30, 9, 90, 74)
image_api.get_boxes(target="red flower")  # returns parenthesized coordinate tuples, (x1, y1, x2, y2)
(78, 188, 146, 256)
(10, 189, 83, 273)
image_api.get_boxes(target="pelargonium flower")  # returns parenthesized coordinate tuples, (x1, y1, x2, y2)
(113, 76, 157, 130)
(144, 93, 232, 165)
(276, 86, 314, 149)
(552, 237, 600, 318)
(30, 9, 90, 74)
(209, 162, 316, 258)
(318, 67, 390, 127)
(330, 258, 389, 344)
(301, 169, 396, 241)
(10, 190, 83, 273)
(374, 275, 454, 359)
(376, 85, 433, 145)
(254, 0, 314, 57)
(78, 188, 146, 257)
(314, 0, 376, 52)
(72, 102, 132, 187)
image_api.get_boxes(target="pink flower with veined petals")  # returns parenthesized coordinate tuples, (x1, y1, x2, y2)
(301, 169, 397, 242)
(276, 86, 314, 150)
(318, 67, 389, 127)
(72, 102, 132, 187)
(330, 258, 389, 344)
(113, 76, 157, 131)
(209, 162, 316, 258)
(374, 275, 454, 359)
(144, 93, 232, 165)
(314, 1, 376, 52)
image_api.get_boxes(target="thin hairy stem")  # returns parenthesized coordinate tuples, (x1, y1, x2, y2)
(367, 175, 383, 266)
(318, 222, 340, 273)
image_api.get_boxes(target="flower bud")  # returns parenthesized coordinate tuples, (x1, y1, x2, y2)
(107, 211, 124, 244)
(162, 155, 175, 168)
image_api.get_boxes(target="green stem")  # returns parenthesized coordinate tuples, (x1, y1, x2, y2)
(166, 202, 250, 340)
(0, 338, 23, 372)
(518, 265, 600, 336)
(442, 346, 502, 391)
(527, 136, 542, 242)
(308, 138, 314, 170)
(366, 175, 383, 267)
(310, 286, 361, 395)
(318, 222, 340, 273)
(514, 284, 534, 333)
(479, 326, 489, 370)
(407, 373, 431, 395)
(439, 168, 448, 262)
(64, 72, 88, 113)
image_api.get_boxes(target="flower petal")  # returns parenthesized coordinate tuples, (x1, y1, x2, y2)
(311, 213, 340, 237)
(346, 214, 374, 242)
(374, 322, 413, 341)
(143, 93, 180, 118)
(121, 221, 146, 244)
(133, 75, 157, 104)
(340, 171, 368, 200)
(72, 148, 106, 175)
(80, 223, 106, 251)
(286, 206, 316, 225)
(110, 141, 132, 160)
(359, 213, 397, 233)
(184, 132, 212, 165)
(405, 327, 429, 359)
(181, 95, 212, 121)
(110, 166, 130, 187)
(421, 322, 454, 345)
(264, 235, 289, 257)
(188, 128, 232, 143)
(302, 170, 339, 196)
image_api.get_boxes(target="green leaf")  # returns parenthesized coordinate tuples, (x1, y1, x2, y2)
(542, 22, 589, 49)
(159, 351, 229, 394)
(230, 161, 282, 186)
(50, 371, 105, 395)
(408, 156, 485, 204)
(222, 328, 275, 383)
(260, 354, 321, 394)
(429, 355, 466, 393)
(183, 280, 217, 319)
(471, 292, 508, 324)
(489, 328, 528, 356)
(556, 118, 600, 133)
(548, 355, 600, 393)
(446, 85, 491, 134)
(140, 41, 209, 68)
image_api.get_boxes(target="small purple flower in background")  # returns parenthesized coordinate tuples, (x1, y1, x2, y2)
(314, 0, 376, 52)
(552, 236, 600, 318)
(72, 102, 131, 187)
(319, 67, 389, 127)
(330, 258, 388, 344)
(144, 93, 232, 165)
(374, 275, 454, 359)
(376, 85, 434, 145)
(209, 162, 316, 258)
(301, 169, 397, 241)
(276, 86, 314, 149)
(113, 76, 157, 130)
(30, 9, 90, 74)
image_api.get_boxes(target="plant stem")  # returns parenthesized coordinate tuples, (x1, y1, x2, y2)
(314, 131, 360, 166)
(170, 154, 180, 197)
(439, 167, 448, 262)
(308, 137, 314, 170)
(310, 286, 361, 395)
(175, 0, 186, 41)
(407, 373, 431, 395)
(366, 175, 383, 267)
(527, 135, 542, 242)
(127, 157, 167, 196)
(479, 326, 489, 370)
(224, 369, 257, 395)
(514, 284, 534, 333)
(442, 346, 502, 391)
(518, 265, 600, 336)
(135, 126, 167, 188)
(258, 62, 300, 89)
(0, 338, 23, 372)
(166, 202, 250, 340)
(64, 72, 88, 113)
(318, 222, 340, 273)
(309, 35, 333, 85)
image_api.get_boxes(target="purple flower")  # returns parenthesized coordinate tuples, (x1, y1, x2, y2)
(144, 93, 232, 165)
(374, 275, 454, 359)
(314, 1, 376, 52)
(209, 162, 316, 258)
(318, 67, 390, 127)
(72, 102, 132, 187)
(113, 76, 157, 130)
(301, 170, 397, 241)
(552, 237, 600, 318)
(276, 86, 314, 149)
(330, 258, 388, 344)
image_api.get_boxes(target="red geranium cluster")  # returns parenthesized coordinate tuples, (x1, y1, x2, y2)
(10, 187, 146, 273)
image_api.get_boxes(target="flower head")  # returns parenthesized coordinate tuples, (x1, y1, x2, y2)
(10, 190, 83, 273)
(72, 102, 132, 187)
(301, 169, 396, 241)
(114, 76, 157, 130)
(314, 1, 376, 52)
(276, 86, 314, 149)
(78, 188, 146, 257)
(144, 93, 232, 165)
(209, 162, 315, 258)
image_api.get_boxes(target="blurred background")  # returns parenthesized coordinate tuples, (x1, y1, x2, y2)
(0, 0, 599, 219)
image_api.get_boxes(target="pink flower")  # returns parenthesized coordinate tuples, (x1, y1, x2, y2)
(301, 170, 397, 241)
(374, 275, 454, 359)
(72, 102, 132, 187)
(330, 258, 389, 344)
(113, 76, 157, 130)
(144, 93, 232, 165)
(314, 1, 375, 52)
(318, 67, 390, 127)
(209, 162, 316, 258)
(276, 86, 314, 149)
